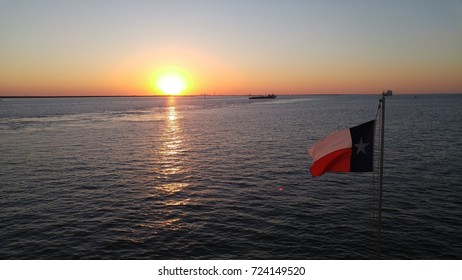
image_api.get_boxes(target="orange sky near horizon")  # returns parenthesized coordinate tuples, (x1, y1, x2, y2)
(1, 1, 461, 96)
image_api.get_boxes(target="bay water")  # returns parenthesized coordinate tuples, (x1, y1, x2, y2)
(1, 94, 461, 259)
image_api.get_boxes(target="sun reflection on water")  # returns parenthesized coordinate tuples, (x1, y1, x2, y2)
(145, 97, 191, 231)
(157, 98, 187, 175)
(168, 106, 177, 122)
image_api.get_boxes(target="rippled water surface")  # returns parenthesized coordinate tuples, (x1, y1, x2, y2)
(1, 95, 461, 259)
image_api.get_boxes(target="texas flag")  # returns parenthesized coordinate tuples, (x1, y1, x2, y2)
(307, 120, 375, 177)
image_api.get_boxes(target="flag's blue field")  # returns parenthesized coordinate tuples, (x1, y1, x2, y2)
(1, 94, 461, 259)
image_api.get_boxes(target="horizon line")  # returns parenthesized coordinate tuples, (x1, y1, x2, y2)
(1, 92, 461, 98)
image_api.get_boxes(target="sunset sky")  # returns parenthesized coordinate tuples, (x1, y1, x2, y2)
(1, 0, 461, 96)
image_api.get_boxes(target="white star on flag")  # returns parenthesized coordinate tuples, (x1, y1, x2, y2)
(354, 138, 370, 155)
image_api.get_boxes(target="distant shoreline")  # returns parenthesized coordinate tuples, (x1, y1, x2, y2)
(0, 94, 305, 99)
(0, 95, 207, 99)
(1, 93, 461, 99)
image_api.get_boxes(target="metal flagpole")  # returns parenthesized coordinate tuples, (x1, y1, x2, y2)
(377, 89, 391, 258)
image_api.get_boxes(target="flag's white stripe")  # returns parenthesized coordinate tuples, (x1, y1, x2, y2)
(307, 128, 352, 161)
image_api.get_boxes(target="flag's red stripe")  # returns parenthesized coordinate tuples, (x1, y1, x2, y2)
(310, 148, 352, 177)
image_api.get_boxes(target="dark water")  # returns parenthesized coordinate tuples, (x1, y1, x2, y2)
(1, 95, 461, 259)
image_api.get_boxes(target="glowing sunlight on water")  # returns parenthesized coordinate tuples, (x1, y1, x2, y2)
(146, 97, 191, 231)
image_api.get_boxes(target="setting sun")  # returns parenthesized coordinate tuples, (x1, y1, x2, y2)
(156, 74, 186, 95)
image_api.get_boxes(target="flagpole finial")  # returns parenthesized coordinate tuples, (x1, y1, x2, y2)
(383, 90, 393, 97)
